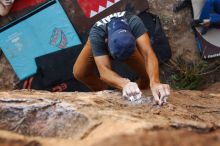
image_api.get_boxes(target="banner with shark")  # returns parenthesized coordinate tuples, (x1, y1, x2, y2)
(77, 0, 121, 18)
(59, 0, 149, 42)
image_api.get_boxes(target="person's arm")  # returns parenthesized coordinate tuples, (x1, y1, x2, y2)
(90, 23, 141, 101)
(94, 55, 142, 101)
(90, 25, 131, 89)
(94, 55, 130, 90)
(136, 33, 170, 105)
(136, 33, 160, 86)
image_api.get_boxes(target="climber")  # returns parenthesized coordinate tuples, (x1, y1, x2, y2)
(73, 11, 170, 105)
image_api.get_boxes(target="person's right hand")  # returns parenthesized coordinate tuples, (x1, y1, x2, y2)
(122, 82, 142, 102)
(150, 83, 170, 106)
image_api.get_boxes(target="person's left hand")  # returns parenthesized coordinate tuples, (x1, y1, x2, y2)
(150, 83, 170, 106)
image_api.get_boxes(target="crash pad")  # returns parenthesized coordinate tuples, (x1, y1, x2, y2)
(0, 1, 81, 80)
(192, 0, 220, 59)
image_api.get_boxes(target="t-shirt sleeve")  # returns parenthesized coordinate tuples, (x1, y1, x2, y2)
(129, 15, 148, 39)
(89, 26, 108, 57)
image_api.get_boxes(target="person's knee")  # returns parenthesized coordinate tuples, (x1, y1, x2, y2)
(73, 65, 83, 81)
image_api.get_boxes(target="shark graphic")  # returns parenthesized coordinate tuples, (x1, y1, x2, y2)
(50, 28, 68, 49)
(77, 0, 121, 18)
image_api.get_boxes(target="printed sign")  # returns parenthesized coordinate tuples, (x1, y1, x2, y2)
(77, 0, 121, 18)
(0, 1, 81, 80)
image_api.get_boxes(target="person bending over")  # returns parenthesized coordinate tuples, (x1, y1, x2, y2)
(73, 11, 170, 105)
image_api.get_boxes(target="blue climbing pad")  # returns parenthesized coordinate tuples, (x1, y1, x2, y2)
(0, 1, 81, 80)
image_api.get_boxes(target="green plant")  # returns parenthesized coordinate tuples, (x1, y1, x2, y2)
(171, 57, 207, 89)
(162, 56, 220, 90)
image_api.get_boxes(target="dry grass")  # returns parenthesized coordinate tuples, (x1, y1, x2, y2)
(161, 56, 220, 90)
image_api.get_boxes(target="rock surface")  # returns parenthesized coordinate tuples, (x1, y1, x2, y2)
(0, 84, 220, 146)
(149, 0, 199, 61)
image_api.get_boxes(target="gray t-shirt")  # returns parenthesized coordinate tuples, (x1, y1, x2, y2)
(89, 11, 148, 57)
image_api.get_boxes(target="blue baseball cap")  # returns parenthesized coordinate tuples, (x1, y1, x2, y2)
(108, 18, 136, 60)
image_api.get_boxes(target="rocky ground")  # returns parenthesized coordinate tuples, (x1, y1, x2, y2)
(0, 83, 220, 146)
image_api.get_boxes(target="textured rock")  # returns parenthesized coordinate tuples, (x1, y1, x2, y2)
(0, 54, 17, 90)
(0, 87, 220, 146)
(0, 98, 89, 138)
(149, 0, 199, 61)
(94, 129, 220, 146)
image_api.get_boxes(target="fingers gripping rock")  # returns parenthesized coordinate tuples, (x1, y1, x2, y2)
(122, 82, 142, 102)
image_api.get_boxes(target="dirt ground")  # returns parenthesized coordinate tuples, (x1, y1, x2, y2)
(94, 130, 220, 146)
(0, 82, 220, 146)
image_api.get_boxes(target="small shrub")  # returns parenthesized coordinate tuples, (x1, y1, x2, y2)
(161, 56, 220, 90)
